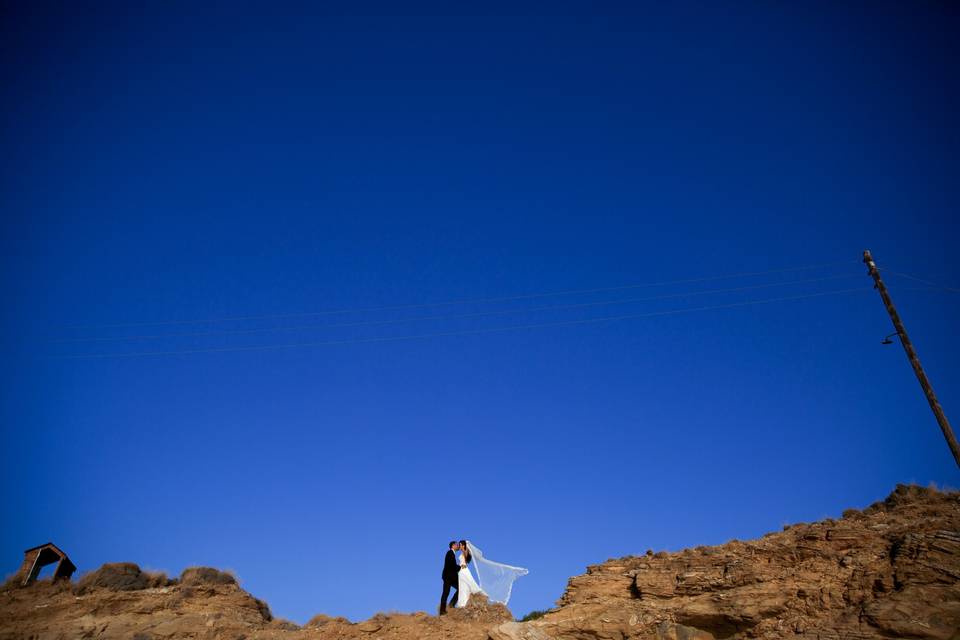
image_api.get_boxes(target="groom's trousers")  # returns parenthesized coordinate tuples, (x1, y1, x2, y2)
(440, 577, 459, 613)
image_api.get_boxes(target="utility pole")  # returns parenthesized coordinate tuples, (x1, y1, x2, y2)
(863, 250, 960, 468)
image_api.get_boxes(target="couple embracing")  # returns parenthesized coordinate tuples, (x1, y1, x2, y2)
(439, 540, 483, 614)
(439, 539, 528, 615)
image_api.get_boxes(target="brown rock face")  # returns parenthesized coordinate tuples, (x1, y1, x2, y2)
(0, 484, 956, 640)
(299, 594, 512, 640)
(0, 577, 271, 639)
(0, 576, 511, 640)
(490, 620, 555, 640)
(538, 484, 959, 640)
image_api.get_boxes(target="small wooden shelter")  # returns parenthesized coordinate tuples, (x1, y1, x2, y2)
(16, 542, 76, 585)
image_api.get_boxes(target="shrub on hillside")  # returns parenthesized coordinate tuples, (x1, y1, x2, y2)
(1, 573, 21, 591)
(144, 570, 173, 588)
(179, 567, 237, 587)
(269, 618, 300, 631)
(519, 609, 549, 622)
(885, 483, 937, 507)
(1, 574, 74, 593)
(306, 614, 351, 627)
(254, 596, 273, 621)
(77, 563, 151, 593)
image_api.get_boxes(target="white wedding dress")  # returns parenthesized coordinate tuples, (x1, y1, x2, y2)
(455, 541, 528, 608)
(455, 549, 485, 608)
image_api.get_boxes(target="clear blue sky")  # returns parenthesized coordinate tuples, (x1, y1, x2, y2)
(1, 0, 958, 625)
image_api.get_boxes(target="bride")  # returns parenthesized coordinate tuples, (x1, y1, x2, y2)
(456, 540, 528, 608)
(455, 539, 484, 607)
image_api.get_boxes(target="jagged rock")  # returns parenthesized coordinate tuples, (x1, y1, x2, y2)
(489, 621, 554, 640)
(544, 483, 959, 640)
(652, 622, 716, 640)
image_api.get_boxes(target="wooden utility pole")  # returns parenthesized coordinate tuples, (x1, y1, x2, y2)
(863, 250, 960, 468)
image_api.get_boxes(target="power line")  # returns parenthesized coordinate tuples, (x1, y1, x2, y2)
(53, 286, 870, 360)
(53, 273, 862, 343)
(61, 258, 860, 331)
(886, 270, 960, 293)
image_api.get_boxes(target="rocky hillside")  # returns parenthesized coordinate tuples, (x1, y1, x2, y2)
(1, 484, 957, 640)
(0, 564, 514, 640)
(536, 483, 959, 640)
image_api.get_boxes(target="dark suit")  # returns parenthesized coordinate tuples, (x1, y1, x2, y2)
(439, 549, 460, 614)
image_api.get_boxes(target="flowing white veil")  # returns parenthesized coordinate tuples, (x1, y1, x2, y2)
(465, 541, 528, 606)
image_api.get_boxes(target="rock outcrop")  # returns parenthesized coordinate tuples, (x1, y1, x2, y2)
(532, 483, 959, 640)
(0, 566, 274, 640)
(1, 484, 956, 640)
(0, 574, 510, 640)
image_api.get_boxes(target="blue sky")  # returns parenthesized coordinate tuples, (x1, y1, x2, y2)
(1, 1, 958, 624)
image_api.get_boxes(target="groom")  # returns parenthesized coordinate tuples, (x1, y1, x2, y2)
(439, 540, 461, 615)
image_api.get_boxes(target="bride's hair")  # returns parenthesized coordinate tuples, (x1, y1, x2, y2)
(459, 540, 471, 563)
